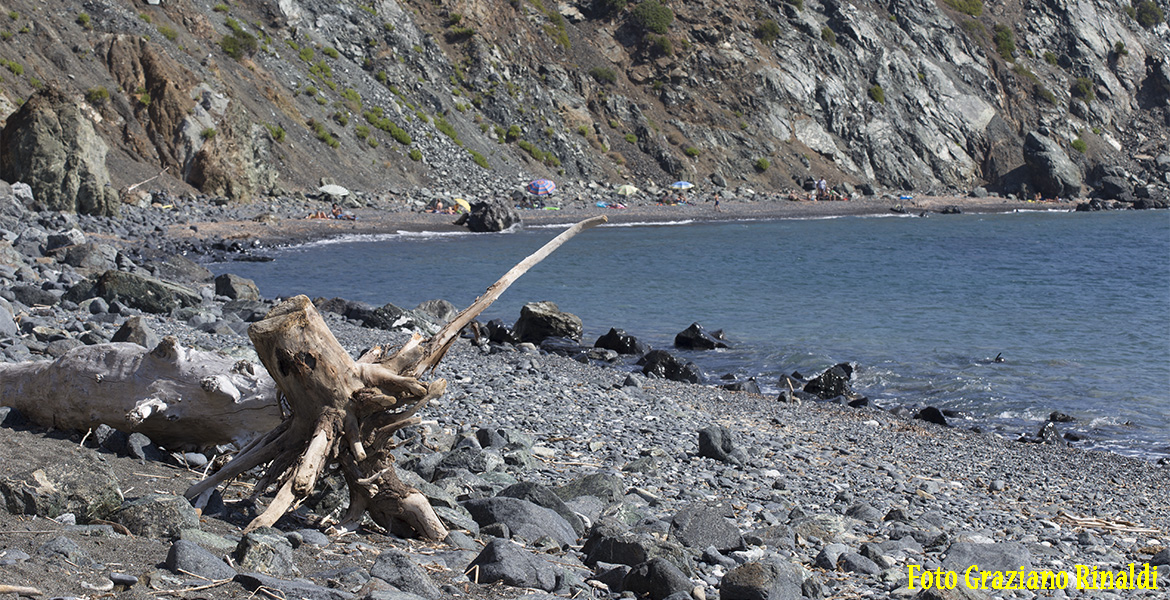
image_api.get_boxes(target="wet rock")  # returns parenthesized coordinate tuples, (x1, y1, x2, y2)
(638, 349, 701, 383)
(914, 406, 949, 426)
(512, 301, 583, 344)
(465, 538, 557, 591)
(594, 328, 649, 354)
(803, 363, 854, 400)
(112, 493, 199, 538)
(674, 322, 729, 350)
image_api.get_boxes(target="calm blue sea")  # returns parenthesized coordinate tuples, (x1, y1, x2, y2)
(211, 210, 1170, 459)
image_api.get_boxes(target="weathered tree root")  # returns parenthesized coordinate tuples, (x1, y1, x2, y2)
(185, 215, 607, 539)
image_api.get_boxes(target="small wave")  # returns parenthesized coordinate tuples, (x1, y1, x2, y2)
(605, 219, 696, 228)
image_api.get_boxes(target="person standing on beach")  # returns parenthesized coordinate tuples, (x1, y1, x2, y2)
(816, 177, 828, 201)
(713, 192, 721, 212)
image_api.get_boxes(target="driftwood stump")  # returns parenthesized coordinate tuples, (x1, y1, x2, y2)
(185, 215, 608, 538)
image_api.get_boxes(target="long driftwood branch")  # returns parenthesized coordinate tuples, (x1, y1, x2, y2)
(186, 215, 607, 538)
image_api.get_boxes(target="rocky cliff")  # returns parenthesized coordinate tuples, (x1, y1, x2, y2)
(0, 0, 1166, 212)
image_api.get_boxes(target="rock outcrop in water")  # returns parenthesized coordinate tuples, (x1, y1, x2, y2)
(0, 0, 1165, 207)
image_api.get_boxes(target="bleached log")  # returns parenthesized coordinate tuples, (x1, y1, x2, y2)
(0, 338, 281, 449)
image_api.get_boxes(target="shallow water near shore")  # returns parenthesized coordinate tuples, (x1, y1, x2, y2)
(213, 209, 1170, 459)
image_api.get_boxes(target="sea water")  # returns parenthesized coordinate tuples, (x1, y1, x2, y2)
(211, 209, 1170, 459)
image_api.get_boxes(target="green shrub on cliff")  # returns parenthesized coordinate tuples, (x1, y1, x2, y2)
(1071, 77, 1094, 103)
(756, 19, 781, 44)
(993, 25, 1015, 61)
(1133, 1, 1164, 27)
(943, 0, 982, 17)
(868, 84, 886, 104)
(631, 0, 673, 34)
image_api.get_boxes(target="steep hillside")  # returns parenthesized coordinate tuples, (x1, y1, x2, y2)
(0, 0, 1166, 212)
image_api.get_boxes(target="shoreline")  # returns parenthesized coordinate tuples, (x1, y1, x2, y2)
(169, 194, 1057, 249)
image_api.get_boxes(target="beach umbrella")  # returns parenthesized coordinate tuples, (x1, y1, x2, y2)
(452, 198, 471, 213)
(616, 184, 639, 196)
(526, 179, 556, 195)
(670, 181, 694, 190)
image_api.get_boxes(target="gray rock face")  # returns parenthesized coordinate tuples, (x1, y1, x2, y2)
(368, 549, 441, 599)
(234, 572, 354, 600)
(670, 503, 744, 553)
(512, 301, 583, 344)
(720, 559, 805, 600)
(941, 541, 1033, 573)
(364, 302, 441, 335)
(0, 87, 119, 216)
(0, 298, 17, 337)
(464, 200, 520, 232)
(622, 558, 693, 600)
(112, 493, 200, 538)
(1024, 131, 1083, 198)
(214, 273, 261, 300)
(166, 539, 237, 580)
(235, 530, 298, 577)
(62, 242, 119, 273)
(64, 270, 201, 314)
(461, 497, 577, 547)
(554, 473, 625, 504)
(0, 449, 122, 522)
(498, 481, 586, 536)
(111, 316, 161, 349)
(465, 538, 557, 591)
(698, 425, 743, 464)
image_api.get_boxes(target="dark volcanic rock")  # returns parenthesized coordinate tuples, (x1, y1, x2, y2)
(0, 448, 122, 522)
(674, 322, 729, 350)
(214, 273, 261, 300)
(554, 472, 625, 504)
(166, 539, 237, 580)
(235, 572, 354, 600)
(622, 557, 693, 600)
(670, 503, 744, 553)
(461, 497, 577, 546)
(465, 538, 557, 591)
(512, 301, 583, 343)
(111, 316, 161, 349)
(803, 363, 854, 399)
(64, 270, 201, 314)
(914, 406, 950, 426)
(698, 425, 743, 464)
(638, 349, 701, 383)
(498, 481, 586, 536)
(235, 530, 298, 577)
(463, 200, 520, 232)
(594, 328, 649, 355)
(369, 549, 441, 599)
(720, 559, 805, 600)
(112, 493, 200, 538)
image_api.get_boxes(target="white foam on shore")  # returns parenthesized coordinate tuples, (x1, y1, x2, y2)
(292, 229, 474, 248)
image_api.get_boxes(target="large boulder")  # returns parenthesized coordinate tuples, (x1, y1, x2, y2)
(465, 538, 557, 591)
(1023, 131, 1082, 198)
(0, 86, 119, 216)
(674, 322, 728, 350)
(0, 440, 122, 523)
(720, 560, 806, 600)
(461, 497, 577, 547)
(803, 363, 855, 400)
(64, 270, 201, 314)
(112, 493, 200, 538)
(214, 273, 261, 300)
(363, 302, 441, 335)
(594, 328, 649, 355)
(512, 301, 582, 344)
(463, 200, 520, 232)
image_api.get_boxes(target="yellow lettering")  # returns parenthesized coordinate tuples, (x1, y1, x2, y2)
(1026, 571, 1039, 589)
(1076, 565, 1092, 589)
(1006, 570, 1018, 590)
(1102, 569, 1114, 589)
(908, 565, 921, 589)
(992, 571, 1006, 589)
(964, 565, 980, 589)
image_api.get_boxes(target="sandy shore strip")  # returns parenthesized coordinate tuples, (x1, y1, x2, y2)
(169, 195, 1059, 248)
